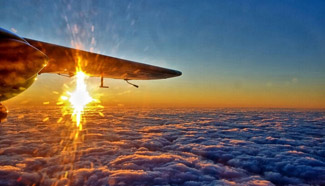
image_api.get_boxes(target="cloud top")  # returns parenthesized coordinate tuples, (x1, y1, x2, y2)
(0, 107, 324, 185)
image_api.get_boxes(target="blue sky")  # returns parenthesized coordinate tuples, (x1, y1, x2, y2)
(1, 0, 324, 107)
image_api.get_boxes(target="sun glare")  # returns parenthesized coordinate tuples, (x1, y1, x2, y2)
(69, 70, 94, 129)
(59, 65, 98, 130)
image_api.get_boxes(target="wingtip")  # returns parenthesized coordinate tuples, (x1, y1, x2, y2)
(175, 70, 182, 76)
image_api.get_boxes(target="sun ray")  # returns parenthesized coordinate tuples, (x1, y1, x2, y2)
(58, 58, 101, 131)
(68, 69, 93, 129)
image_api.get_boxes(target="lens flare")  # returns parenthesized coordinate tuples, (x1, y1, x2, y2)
(57, 55, 104, 132)
(58, 65, 97, 130)
(68, 69, 93, 129)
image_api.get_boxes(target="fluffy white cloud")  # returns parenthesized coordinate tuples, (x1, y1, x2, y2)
(0, 107, 323, 185)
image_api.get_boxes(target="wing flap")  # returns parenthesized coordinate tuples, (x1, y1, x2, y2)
(25, 38, 181, 80)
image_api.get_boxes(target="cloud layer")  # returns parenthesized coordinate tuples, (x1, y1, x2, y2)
(0, 107, 324, 185)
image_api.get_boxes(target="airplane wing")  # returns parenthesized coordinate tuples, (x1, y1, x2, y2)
(24, 38, 182, 80)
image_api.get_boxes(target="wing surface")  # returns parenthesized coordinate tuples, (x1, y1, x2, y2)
(24, 38, 182, 80)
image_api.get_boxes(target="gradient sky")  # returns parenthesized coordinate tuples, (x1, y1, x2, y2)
(1, 0, 324, 108)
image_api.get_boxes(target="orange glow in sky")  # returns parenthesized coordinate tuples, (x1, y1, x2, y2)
(4, 73, 325, 109)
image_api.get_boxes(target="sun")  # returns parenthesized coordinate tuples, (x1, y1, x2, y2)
(59, 66, 96, 130)
(68, 69, 94, 129)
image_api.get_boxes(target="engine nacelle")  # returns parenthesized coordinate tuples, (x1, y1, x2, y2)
(0, 28, 48, 101)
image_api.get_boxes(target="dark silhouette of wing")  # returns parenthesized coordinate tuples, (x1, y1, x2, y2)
(25, 38, 182, 80)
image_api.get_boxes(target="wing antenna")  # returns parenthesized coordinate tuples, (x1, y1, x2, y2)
(124, 79, 139, 88)
(100, 75, 109, 88)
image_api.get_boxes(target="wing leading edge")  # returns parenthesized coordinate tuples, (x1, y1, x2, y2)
(25, 38, 182, 80)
